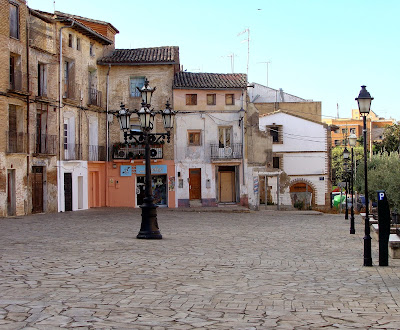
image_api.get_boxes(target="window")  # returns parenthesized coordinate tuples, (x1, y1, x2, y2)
(9, 3, 19, 39)
(188, 131, 201, 146)
(130, 76, 145, 97)
(349, 128, 356, 134)
(341, 128, 348, 134)
(63, 60, 75, 99)
(273, 157, 280, 169)
(68, 34, 73, 48)
(225, 94, 234, 105)
(8, 104, 25, 153)
(207, 94, 216, 105)
(267, 125, 281, 143)
(76, 38, 81, 51)
(9, 54, 21, 90)
(38, 63, 47, 97)
(218, 127, 232, 148)
(90, 43, 95, 56)
(64, 123, 68, 150)
(334, 140, 340, 146)
(186, 94, 197, 105)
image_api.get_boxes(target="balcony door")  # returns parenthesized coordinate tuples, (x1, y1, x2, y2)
(32, 166, 43, 213)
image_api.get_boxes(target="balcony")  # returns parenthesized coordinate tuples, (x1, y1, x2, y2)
(6, 131, 28, 153)
(9, 70, 29, 93)
(32, 134, 57, 155)
(210, 143, 242, 160)
(88, 88, 102, 107)
(88, 145, 106, 161)
(64, 143, 81, 161)
(112, 143, 163, 160)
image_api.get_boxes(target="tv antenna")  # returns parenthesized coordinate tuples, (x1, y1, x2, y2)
(221, 53, 236, 73)
(237, 28, 250, 78)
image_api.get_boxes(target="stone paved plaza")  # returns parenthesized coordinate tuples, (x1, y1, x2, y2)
(1, 208, 400, 329)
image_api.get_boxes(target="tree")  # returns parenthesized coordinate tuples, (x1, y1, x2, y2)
(331, 146, 364, 185)
(354, 151, 400, 211)
(374, 123, 400, 154)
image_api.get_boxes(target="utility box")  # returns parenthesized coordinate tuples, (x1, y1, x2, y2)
(377, 190, 391, 266)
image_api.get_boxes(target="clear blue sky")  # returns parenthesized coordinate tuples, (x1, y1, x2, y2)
(28, 0, 399, 121)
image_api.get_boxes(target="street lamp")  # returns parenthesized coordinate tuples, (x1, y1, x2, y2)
(115, 79, 175, 239)
(355, 85, 373, 266)
(348, 133, 357, 234)
(343, 147, 350, 220)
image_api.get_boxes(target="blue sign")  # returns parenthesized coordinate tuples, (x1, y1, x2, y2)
(378, 191, 386, 201)
(120, 165, 132, 177)
(136, 165, 167, 175)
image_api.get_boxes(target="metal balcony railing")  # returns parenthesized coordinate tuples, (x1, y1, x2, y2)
(210, 143, 243, 160)
(88, 145, 106, 161)
(88, 88, 102, 107)
(63, 143, 81, 160)
(33, 134, 57, 155)
(6, 131, 27, 153)
(112, 144, 163, 160)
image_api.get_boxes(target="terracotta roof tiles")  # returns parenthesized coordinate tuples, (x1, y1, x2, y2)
(174, 72, 247, 89)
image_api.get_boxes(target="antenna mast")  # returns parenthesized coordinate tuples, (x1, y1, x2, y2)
(238, 28, 250, 78)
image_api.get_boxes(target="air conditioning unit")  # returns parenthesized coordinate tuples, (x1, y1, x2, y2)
(115, 149, 127, 159)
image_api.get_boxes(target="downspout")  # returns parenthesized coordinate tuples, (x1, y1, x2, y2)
(58, 20, 74, 212)
(26, 11, 30, 214)
(105, 64, 111, 206)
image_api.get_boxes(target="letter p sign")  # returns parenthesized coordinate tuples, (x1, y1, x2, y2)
(378, 192, 385, 201)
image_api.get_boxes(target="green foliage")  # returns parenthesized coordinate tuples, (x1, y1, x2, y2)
(374, 123, 400, 154)
(331, 146, 364, 185)
(354, 151, 400, 210)
(294, 200, 304, 210)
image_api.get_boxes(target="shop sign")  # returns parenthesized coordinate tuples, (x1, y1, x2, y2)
(120, 165, 132, 177)
(136, 165, 167, 175)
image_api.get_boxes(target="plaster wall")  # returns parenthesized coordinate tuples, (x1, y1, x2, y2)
(255, 102, 321, 123)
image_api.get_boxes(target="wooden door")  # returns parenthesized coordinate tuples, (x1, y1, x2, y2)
(64, 173, 72, 211)
(7, 170, 16, 216)
(219, 171, 235, 202)
(189, 168, 201, 200)
(32, 167, 43, 213)
(88, 171, 99, 208)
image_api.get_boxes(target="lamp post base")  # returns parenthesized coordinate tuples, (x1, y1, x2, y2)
(137, 204, 162, 239)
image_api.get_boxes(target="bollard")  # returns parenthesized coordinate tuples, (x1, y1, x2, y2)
(377, 190, 391, 266)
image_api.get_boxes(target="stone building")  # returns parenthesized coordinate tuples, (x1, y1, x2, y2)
(97, 46, 180, 208)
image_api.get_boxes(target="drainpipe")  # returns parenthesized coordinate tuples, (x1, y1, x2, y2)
(26, 11, 30, 214)
(58, 20, 74, 212)
(105, 64, 111, 206)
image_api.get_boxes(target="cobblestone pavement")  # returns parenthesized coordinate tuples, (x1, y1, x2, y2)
(1, 208, 400, 329)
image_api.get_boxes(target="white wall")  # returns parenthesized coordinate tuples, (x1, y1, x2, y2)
(259, 112, 329, 206)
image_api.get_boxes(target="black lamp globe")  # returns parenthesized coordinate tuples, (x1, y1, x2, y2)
(355, 85, 374, 115)
(117, 103, 131, 131)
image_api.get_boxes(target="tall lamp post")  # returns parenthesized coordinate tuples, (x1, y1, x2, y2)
(115, 79, 175, 239)
(343, 147, 350, 220)
(355, 85, 373, 266)
(348, 133, 357, 234)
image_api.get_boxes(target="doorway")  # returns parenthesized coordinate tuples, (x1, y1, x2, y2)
(32, 166, 44, 213)
(189, 168, 201, 200)
(7, 170, 16, 216)
(64, 173, 72, 211)
(218, 166, 236, 203)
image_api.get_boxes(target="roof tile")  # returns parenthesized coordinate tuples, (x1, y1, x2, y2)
(98, 46, 179, 64)
(174, 72, 247, 89)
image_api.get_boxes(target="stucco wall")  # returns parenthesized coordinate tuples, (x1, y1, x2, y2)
(255, 102, 321, 123)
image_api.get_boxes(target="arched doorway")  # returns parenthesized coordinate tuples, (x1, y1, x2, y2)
(289, 181, 315, 208)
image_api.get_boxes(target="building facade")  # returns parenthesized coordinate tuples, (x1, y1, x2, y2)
(173, 72, 248, 207)
(259, 111, 331, 208)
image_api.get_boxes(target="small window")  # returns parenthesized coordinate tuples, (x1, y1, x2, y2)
(90, 43, 95, 56)
(349, 128, 355, 134)
(76, 38, 81, 51)
(341, 128, 348, 134)
(9, 3, 19, 39)
(68, 34, 73, 48)
(268, 126, 280, 143)
(334, 140, 340, 146)
(225, 94, 234, 105)
(207, 94, 216, 105)
(273, 157, 280, 169)
(38, 63, 47, 97)
(188, 131, 201, 146)
(186, 94, 197, 105)
(130, 77, 145, 97)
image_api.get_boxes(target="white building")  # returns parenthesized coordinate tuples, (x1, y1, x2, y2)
(259, 111, 331, 208)
(173, 72, 248, 207)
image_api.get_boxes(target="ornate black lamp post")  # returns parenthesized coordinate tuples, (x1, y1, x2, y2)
(343, 147, 350, 220)
(115, 79, 175, 239)
(355, 85, 373, 266)
(348, 133, 357, 234)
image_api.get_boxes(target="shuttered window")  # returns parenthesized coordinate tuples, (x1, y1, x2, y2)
(130, 77, 145, 97)
(10, 3, 19, 39)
